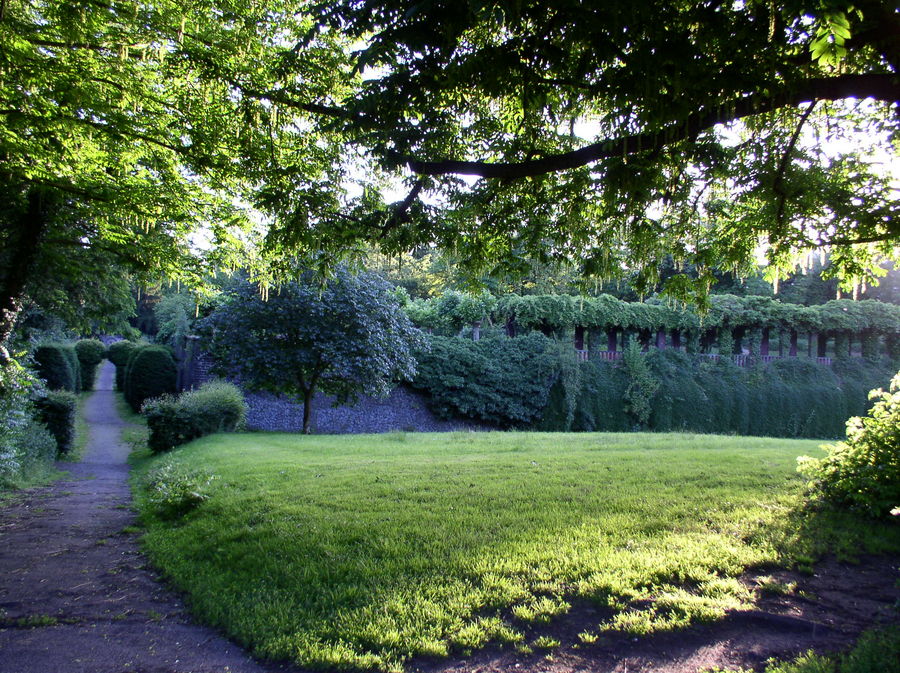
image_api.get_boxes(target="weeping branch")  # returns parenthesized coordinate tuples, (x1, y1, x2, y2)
(403, 74, 899, 179)
(773, 101, 817, 230)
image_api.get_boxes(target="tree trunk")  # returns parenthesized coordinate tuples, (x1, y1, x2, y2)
(760, 327, 770, 357)
(789, 330, 798, 357)
(472, 321, 481, 341)
(0, 189, 48, 362)
(302, 388, 314, 434)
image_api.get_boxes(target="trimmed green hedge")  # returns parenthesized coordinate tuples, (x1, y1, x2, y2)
(107, 340, 138, 391)
(75, 339, 106, 392)
(412, 333, 896, 438)
(143, 381, 246, 453)
(34, 390, 77, 457)
(33, 343, 80, 392)
(124, 345, 177, 412)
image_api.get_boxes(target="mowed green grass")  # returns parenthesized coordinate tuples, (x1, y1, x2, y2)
(130, 432, 900, 672)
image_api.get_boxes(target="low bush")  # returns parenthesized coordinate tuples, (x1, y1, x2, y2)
(33, 343, 79, 392)
(798, 371, 900, 518)
(107, 340, 138, 391)
(142, 462, 217, 518)
(34, 390, 77, 457)
(143, 380, 246, 453)
(75, 339, 106, 391)
(124, 345, 177, 412)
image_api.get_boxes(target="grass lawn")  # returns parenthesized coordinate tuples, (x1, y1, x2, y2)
(130, 431, 900, 672)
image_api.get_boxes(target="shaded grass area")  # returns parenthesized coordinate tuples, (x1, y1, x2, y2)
(712, 625, 900, 673)
(130, 432, 900, 672)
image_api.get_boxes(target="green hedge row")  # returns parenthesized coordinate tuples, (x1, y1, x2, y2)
(122, 345, 177, 412)
(143, 381, 246, 453)
(34, 390, 77, 456)
(107, 340, 138, 391)
(413, 333, 896, 439)
(33, 343, 81, 392)
(564, 351, 891, 438)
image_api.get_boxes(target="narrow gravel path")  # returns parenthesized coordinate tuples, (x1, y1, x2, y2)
(0, 361, 297, 673)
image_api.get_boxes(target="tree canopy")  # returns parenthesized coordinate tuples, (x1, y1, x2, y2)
(200, 269, 423, 433)
(2, 0, 898, 357)
(304, 0, 898, 298)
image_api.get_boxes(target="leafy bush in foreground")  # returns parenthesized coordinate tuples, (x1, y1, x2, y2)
(798, 371, 900, 518)
(75, 338, 106, 391)
(143, 380, 246, 453)
(1, 359, 57, 487)
(34, 390, 77, 457)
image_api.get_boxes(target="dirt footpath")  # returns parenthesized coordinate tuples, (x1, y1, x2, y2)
(0, 361, 297, 673)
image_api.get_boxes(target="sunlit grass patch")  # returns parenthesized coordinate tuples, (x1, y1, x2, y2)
(130, 431, 900, 671)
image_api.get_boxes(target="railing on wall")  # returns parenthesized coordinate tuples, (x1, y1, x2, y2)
(578, 350, 834, 367)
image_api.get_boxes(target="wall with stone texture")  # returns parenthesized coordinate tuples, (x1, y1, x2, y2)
(244, 385, 484, 434)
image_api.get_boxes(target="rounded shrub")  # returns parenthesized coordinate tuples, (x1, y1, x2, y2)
(75, 339, 107, 392)
(106, 340, 138, 391)
(143, 381, 246, 453)
(34, 390, 77, 457)
(33, 344, 78, 392)
(124, 345, 177, 412)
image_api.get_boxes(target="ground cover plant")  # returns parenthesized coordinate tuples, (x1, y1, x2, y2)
(131, 431, 900, 672)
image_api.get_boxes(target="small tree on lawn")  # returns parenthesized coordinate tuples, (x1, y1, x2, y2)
(201, 269, 424, 434)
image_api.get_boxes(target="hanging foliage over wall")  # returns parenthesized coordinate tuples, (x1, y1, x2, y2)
(407, 292, 900, 340)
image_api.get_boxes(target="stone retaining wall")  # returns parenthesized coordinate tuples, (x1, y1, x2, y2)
(245, 384, 485, 434)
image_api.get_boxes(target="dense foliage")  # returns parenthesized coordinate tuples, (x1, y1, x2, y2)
(2, 1, 897, 371)
(412, 332, 894, 438)
(409, 292, 900, 341)
(0, 359, 57, 488)
(124, 346, 177, 413)
(798, 372, 900, 518)
(32, 343, 80, 393)
(34, 390, 77, 457)
(153, 294, 196, 350)
(143, 381, 246, 454)
(201, 269, 424, 433)
(107, 340, 139, 391)
(411, 333, 561, 426)
(74, 338, 106, 392)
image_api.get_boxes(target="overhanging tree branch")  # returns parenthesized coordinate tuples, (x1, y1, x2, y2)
(404, 74, 899, 179)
